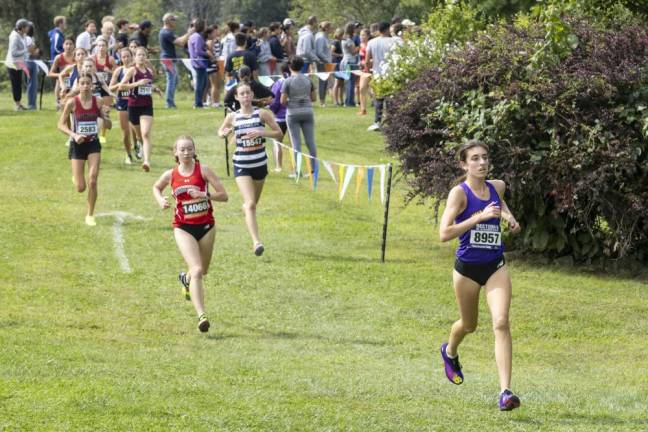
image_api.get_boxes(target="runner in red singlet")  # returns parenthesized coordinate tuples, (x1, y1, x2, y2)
(152, 136, 228, 332)
(57, 73, 112, 226)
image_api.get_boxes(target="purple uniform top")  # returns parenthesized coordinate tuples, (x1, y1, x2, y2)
(455, 181, 504, 263)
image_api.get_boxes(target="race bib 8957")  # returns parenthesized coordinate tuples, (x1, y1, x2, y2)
(469, 223, 501, 249)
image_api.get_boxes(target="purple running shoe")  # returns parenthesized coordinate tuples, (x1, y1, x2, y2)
(499, 389, 521, 411)
(440, 343, 464, 385)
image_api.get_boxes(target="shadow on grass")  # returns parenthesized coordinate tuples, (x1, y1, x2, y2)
(512, 412, 646, 430)
(207, 324, 388, 347)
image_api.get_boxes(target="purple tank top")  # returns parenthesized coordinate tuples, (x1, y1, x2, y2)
(455, 181, 504, 263)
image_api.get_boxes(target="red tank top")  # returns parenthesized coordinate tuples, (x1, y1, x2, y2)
(94, 54, 112, 83)
(73, 95, 100, 139)
(128, 67, 153, 107)
(56, 53, 73, 70)
(94, 54, 111, 71)
(171, 162, 214, 227)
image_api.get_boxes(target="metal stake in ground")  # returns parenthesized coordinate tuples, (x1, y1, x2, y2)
(381, 163, 393, 263)
(224, 136, 230, 176)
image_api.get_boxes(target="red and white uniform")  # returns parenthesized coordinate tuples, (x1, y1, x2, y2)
(171, 162, 214, 227)
(73, 95, 100, 140)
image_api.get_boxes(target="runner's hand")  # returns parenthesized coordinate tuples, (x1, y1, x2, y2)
(158, 196, 170, 210)
(219, 127, 232, 138)
(479, 202, 501, 222)
(187, 190, 207, 199)
(242, 130, 264, 140)
(73, 133, 88, 143)
(508, 217, 521, 234)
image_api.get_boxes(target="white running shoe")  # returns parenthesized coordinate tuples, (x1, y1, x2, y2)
(367, 123, 381, 132)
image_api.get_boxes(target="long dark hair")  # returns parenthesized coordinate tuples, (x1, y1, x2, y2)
(454, 139, 489, 185)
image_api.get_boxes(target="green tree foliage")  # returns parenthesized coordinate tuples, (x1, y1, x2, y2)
(382, 8, 648, 262)
(289, 0, 437, 27)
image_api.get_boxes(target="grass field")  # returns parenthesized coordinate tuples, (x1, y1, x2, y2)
(1, 92, 646, 431)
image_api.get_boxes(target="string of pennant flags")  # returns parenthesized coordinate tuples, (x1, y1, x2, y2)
(1, 58, 370, 87)
(270, 139, 390, 204)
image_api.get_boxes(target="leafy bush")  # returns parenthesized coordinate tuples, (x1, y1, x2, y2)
(382, 12, 648, 262)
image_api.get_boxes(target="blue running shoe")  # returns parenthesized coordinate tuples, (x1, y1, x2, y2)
(178, 271, 190, 301)
(441, 343, 464, 385)
(499, 389, 521, 411)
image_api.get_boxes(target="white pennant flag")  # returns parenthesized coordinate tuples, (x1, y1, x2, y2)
(339, 165, 356, 201)
(315, 72, 330, 81)
(295, 152, 302, 183)
(379, 165, 386, 204)
(180, 59, 196, 76)
(322, 160, 337, 184)
(35, 60, 49, 75)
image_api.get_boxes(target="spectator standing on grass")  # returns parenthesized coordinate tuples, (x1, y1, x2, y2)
(115, 19, 130, 51)
(314, 21, 332, 107)
(256, 27, 274, 77)
(366, 21, 395, 131)
(48, 16, 66, 61)
(6, 19, 31, 111)
(188, 18, 212, 109)
(225, 32, 258, 80)
(340, 22, 359, 108)
(159, 12, 193, 109)
(268, 22, 285, 75)
(25, 23, 41, 110)
(281, 56, 318, 177)
(220, 22, 239, 63)
(331, 27, 344, 107)
(268, 62, 290, 172)
(223, 65, 273, 112)
(76, 20, 97, 51)
(281, 19, 296, 59)
(296, 16, 318, 73)
(131, 20, 154, 51)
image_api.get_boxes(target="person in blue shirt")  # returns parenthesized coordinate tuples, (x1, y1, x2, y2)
(159, 13, 192, 108)
(48, 16, 66, 61)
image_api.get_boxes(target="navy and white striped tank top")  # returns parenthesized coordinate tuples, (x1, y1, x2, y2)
(233, 108, 267, 169)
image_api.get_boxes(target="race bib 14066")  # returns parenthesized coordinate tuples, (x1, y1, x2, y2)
(469, 223, 501, 249)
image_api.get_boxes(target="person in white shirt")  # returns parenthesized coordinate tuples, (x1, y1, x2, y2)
(76, 20, 97, 52)
(5, 19, 31, 111)
(365, 21, 395, 131)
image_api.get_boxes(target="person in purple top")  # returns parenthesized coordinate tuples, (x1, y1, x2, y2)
(438, 140, 522, 411)
(188, 19, 212, 108)
(268, 62, 290, 172)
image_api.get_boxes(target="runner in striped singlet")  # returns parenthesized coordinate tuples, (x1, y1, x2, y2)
(218, 82, 282, 256)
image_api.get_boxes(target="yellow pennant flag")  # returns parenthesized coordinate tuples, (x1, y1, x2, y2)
(305, 157, 314, 190)
(338, 165, 346, 197)
(355, 167, 365, 203)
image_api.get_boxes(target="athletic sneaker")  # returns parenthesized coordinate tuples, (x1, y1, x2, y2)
(85, 215, 97, 226)
(367, 123, 381, 132)
(440, 343, 464, 385)
(178, 271, 190, 301)
(254, 243, 265, 256)
(142, 162, 150, 172)
(99, 135, 107, 145)
(134, 141, 143, 160)
(198, 313, 210, 332)
(124, 155, 133, 165)
(499, 389, 521, 411)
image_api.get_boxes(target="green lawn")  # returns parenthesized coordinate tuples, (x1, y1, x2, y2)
(1, 92, 646, 431)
